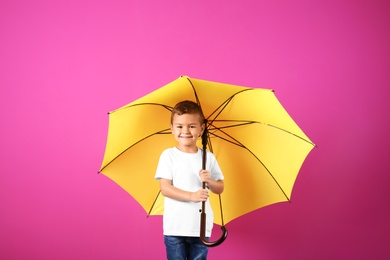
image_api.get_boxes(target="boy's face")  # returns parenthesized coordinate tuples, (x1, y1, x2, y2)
(170, 113, 205, 153)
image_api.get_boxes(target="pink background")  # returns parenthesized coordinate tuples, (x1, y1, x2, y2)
(1, 0, 389, 259)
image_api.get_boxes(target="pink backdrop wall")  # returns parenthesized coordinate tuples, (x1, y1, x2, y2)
(1, 1, 389, 259)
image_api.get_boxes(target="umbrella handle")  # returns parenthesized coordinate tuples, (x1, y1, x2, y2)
(199, 126, 228, 247)
(200, 204, 228, 247)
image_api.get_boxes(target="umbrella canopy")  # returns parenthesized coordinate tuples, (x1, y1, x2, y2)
(99, 76, 315, 227)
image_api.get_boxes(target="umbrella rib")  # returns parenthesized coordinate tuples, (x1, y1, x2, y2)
(209, 120, 315, 146)
(207, 89, 254, 125)
(112, 102, 174, 113)
(207, 124, 292, 202)
(267, 124, 316, 146)
(185, 77, 256, 122)
(99, 128, 171, 172)
(184, 77, 202, 106)
(206, 119, 315, 200)
(147, 190, 161, 217)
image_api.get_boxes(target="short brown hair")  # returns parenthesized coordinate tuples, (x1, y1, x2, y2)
(171, 100, 205, 124)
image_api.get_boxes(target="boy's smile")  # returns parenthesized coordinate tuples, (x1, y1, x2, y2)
(171, 113, 205, 153)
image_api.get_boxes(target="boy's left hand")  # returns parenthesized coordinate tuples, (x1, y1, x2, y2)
(199, 170, 212, 184)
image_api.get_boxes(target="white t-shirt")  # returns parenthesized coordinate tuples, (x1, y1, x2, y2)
(155, 147, 224, 237)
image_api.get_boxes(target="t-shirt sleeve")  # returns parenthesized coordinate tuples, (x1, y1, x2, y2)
(209, 152, 224, 181)
(155, 150, 173, 181)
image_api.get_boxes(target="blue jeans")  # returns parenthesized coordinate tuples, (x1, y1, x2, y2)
(164, 236, 209, 260)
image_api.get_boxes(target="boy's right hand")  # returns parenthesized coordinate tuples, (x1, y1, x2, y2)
(191, 188, 209, 202)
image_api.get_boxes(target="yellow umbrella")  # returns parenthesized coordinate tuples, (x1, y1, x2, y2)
(99, 76, 315, 245)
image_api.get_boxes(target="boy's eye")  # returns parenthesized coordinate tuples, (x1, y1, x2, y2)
(175, 125, 196, 128)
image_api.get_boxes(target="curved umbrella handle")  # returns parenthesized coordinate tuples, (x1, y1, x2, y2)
(200, 124, 228, 247)
(200, 205, 228, 247)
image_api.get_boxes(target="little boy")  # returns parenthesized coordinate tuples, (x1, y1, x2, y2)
(155, 100, 224, 260)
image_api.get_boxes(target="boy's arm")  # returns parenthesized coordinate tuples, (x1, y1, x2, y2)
(199, 170, 224, 194)
(206, 179, 224, 195)
(159, 178, 209, 202)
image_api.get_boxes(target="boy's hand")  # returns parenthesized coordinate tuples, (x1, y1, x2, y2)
(191, 188, 209, 202)
(199, 169, 224, 195)
(199, 170, 212, 184)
